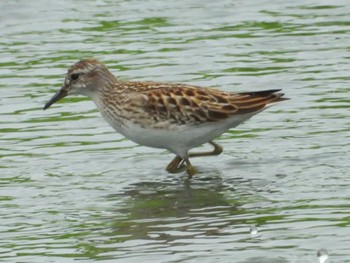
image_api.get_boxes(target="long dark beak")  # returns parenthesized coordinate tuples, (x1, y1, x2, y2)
(43, 87, 68, 110)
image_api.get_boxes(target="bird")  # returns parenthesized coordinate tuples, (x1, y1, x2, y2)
(43, 58, 288, 178)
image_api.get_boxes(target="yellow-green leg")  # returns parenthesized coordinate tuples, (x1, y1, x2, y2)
(189, 141, 223, 157)
(184, 158, 197, 179)
(165, 141, 223, 176)
(166, 156, 186, 174)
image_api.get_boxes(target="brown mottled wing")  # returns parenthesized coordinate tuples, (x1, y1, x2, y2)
(139, 84, 287, 124)
(228, 89, 288, 114)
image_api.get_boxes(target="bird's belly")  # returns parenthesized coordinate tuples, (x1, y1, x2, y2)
(101, 114, 178, 149)
(100, 109, 258, 157)
(112, 119, 238, 157)
(121, 125, 184, 149)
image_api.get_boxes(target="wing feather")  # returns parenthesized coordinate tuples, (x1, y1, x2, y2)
(134, 83, 287, 124)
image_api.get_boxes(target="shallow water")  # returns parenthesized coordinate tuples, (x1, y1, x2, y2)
(1, 0, 350, 262)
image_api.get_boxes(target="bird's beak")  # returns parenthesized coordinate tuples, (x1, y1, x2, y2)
(43, 87, 68, 110)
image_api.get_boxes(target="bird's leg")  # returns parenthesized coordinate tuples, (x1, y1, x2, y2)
(166, 156, 186, 173)
(188, 141, 223, 158)
(184, 158, 197, 179)
(166, 141, 222, 175)
(166, 156, 197, 178)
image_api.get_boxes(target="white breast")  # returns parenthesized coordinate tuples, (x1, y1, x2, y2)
(93, 96, 267, 158)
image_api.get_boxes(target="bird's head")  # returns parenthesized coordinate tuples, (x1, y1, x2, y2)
(43, 58, 115, 110)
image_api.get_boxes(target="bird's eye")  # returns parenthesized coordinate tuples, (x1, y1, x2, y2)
(71, 73, 80, 81)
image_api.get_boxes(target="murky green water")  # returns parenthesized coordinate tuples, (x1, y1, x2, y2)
(1, 0, 350, 262)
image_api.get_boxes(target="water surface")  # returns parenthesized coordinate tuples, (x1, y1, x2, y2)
(1, 0, 350, 262)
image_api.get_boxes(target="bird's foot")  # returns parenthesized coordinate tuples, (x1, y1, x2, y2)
(166, 156, 186, 174)
(186, 165, 198, 179)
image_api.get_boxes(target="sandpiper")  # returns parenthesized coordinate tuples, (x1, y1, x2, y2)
(44, 58, 288, 178)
